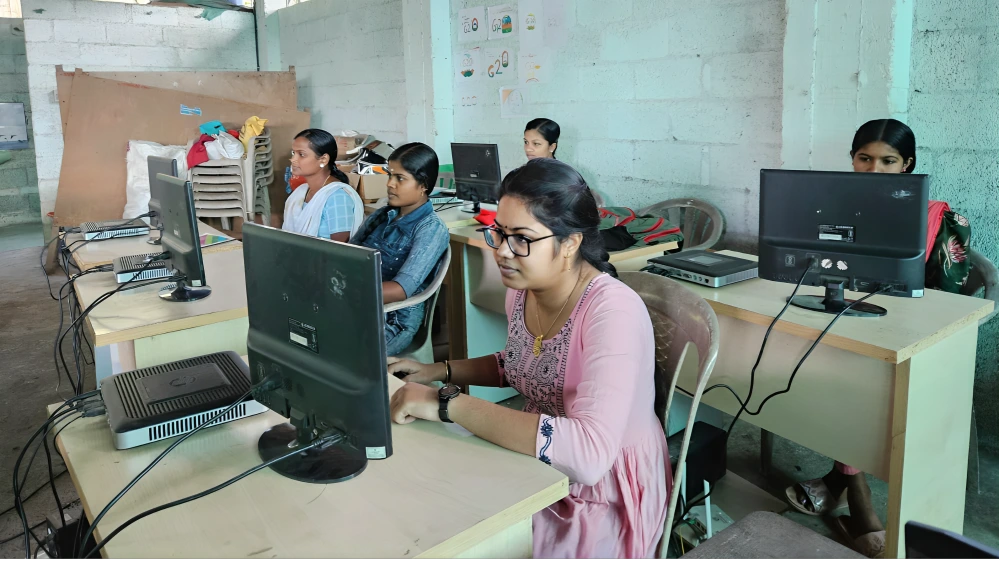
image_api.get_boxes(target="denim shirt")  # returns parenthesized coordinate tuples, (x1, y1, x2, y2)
(351, 202, 449, 355)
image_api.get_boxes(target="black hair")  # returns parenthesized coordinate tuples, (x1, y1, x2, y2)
(851, 119, 917, 173)
(525, 118, 560, 159)
(499, 158, 615, 277)
(294, 128, 351, 184)
(389, 142, 439, 197)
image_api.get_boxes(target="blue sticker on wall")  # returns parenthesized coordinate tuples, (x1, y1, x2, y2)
(180, 104, 202, 116)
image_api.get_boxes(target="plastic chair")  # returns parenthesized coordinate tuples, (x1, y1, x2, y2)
(639, 198, 725, 252)
(384, 246, 451, 364)
(619, 271, 720, 558)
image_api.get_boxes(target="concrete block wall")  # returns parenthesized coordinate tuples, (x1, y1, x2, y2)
(0, 18, 40, 228)
(449, 0, 786, 249)
(22, 0, 257, 221)
(278, 0, 407, 146)
(909, 0, 999, 452)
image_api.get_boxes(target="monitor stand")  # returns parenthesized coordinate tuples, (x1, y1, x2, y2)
(788, 280, 886, 318)
(257, 423, 367, 484)
(462, 197, 481, 214)
(158, 279, 212, 302)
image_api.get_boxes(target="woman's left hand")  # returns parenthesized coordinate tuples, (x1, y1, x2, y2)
(390, 382, 441, 424)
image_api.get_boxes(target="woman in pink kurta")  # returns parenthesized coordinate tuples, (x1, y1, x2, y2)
(388, 158, 671, 558)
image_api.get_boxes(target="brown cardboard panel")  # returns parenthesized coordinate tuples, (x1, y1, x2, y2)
(55, 67, 299, 137)
(53, 74, 310, 227)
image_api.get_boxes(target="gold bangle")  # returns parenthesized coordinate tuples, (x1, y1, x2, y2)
(444, 360, 452, 385)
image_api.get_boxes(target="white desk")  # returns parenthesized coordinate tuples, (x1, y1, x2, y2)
(613, 251, 993, 558)
(74, 249, 248, 383)
(66, 220, 238, 271)
(49, 373, 568, 558)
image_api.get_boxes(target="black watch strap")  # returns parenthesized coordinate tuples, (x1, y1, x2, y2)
(438, 384, 460, 423)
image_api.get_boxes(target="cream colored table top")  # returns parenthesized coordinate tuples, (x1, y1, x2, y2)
(615, 251, 994, 363)
(74, 249, 248, 347)
(364, 201, 479, 229)
(449, 225, 679, 263)
(49, 374, 567, 558)
(67, 220, 239, 271)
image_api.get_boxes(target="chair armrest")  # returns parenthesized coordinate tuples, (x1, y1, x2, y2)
(384, 288, 436, 313)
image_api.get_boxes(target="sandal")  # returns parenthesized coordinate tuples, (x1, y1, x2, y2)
(832, 515, 886, 558)
(784, 478, 848, 516)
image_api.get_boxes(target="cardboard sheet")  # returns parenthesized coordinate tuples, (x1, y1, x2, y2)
(53, 74, 310, 227)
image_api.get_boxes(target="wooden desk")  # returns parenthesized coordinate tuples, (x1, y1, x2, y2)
(445, 225, 678, 402)
(49, 373, 568, 558)
(613, 251, 993, 558)
(67, 220, 239, 271)
(74, 249, 248, 382)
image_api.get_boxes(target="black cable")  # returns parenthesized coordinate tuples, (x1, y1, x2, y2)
(83, 434, 340, 558)
(76, 380, 266, 558)
(670, 285, 888, 530)
(42, 428, 66, 527)
(53, 267, 113, 393)
(0, 521, 47, 548)
(41, 242, 58, 300)
(0, 469, 68, 520)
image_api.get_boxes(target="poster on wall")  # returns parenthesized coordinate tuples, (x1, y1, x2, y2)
(518, 0, 545, 49)
(458, 7, 486, 43)
(456, 47, 483, 82)
(487, 4, 518, 40)
(484, 48, 515, 80)
(499, 86, 528, 118)
(542, 0, 568, 48)
(519, 50, 551, 85)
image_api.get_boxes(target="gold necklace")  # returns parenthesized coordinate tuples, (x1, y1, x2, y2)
(531, 272, 583, 357)
(304, 174, 334, 204)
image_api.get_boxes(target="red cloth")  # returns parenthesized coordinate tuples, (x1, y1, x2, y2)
(186, 129, 240, 169)
(474, 209, 497, 226)
(289, 175, 307, 189)
(926, 200, 949, 263)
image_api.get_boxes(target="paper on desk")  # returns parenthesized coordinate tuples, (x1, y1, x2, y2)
(200, 233, 234, 248)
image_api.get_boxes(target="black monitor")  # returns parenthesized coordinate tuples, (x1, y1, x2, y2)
(452, 142, 501, 213)
(905, 521, 999, 558)
(158, 175, 211, 302)
(759, 169, 929, 317)
(146, 156, 179, 245)
(242, 223, 392, 483)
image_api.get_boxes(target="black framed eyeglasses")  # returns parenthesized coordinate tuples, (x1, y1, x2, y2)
(477, 227, 556, 257)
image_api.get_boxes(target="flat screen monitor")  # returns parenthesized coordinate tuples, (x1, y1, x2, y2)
(452, 143, 501, 211)
(146, 156, 179, 245)
(157, 175, 210, 302)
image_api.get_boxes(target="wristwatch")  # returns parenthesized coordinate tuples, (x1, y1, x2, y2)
(438, 384, 461, 423)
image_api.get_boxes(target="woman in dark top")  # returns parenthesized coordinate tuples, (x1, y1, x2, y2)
(350, 143, 449, 356)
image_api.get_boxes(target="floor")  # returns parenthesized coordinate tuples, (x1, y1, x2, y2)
(0, 233, 997, 558)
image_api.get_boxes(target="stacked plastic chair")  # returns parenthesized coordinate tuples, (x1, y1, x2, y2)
(243, 129, 274, 222)
(190, 159, 245, 230)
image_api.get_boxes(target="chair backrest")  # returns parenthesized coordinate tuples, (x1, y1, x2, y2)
(905, 521, 999, 558)
(961, 249, 998, 326)
(619, 272, 720, 558)
(437, 171, 455, 192)
(638, 198, 725, 252)
(384, 246, 451, 323)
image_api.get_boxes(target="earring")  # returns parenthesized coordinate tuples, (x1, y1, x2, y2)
(320, 164, 325, 168)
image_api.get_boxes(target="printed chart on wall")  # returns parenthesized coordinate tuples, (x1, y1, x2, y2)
(518, 0, 544, 49)
(458, 6, 486, 43)
(488, 4, 518, 40)
(457, 47, 482, 82)
(499, 87, 527, 118)
(484, 48, 515, 80)
(519, 50, 551, 85)
(542, 0, 568, 47)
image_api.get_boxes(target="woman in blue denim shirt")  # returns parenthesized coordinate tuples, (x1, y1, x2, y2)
(350, 143, 449, 356)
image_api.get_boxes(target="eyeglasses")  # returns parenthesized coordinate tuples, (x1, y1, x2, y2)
(477, 227, 555, 257)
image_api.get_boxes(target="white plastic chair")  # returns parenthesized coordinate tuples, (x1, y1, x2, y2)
(619, 271, 720, 558)
(384, 247, 451, 364)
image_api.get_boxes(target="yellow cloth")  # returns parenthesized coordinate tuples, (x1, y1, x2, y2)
(239, 116, 268, 152)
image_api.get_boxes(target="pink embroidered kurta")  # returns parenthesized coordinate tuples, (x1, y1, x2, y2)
(494, 274, 671, 558)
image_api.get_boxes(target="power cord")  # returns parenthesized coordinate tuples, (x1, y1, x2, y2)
(83, 433, 342, 558)
(76, 378, 272, 557)
(670, 283, 889, 530)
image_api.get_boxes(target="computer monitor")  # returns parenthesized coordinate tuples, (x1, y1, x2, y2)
(759, 169, 929, 318)
(158, 174, 211, 302)
(242, 223, 392, 483)
(905, 521, 999, 558)
(146, 156, 179, 245)
(452, 143, 501, 213)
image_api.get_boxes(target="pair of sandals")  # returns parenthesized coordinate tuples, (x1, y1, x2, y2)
(786, 479, 886, 558)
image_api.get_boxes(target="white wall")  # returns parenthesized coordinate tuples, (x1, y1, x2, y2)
(908, 0, 999, 452)
(448, 0, 786, 249)
(277, 0, 408, 146)
(21, 0, 257, 220)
